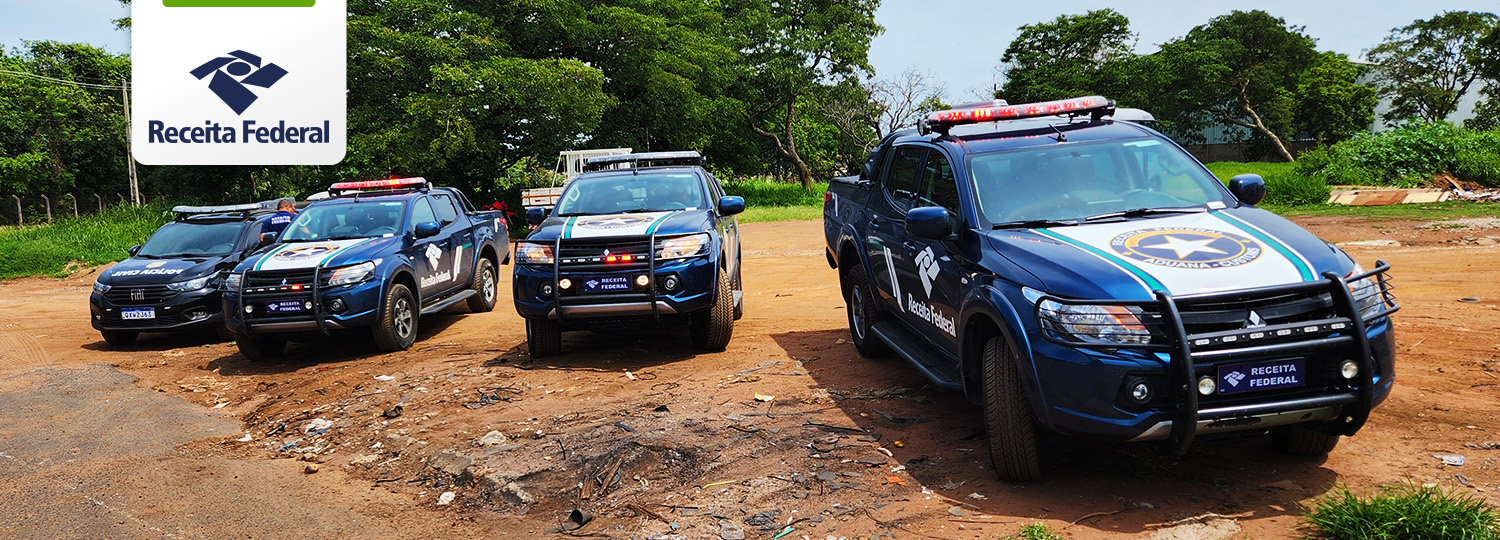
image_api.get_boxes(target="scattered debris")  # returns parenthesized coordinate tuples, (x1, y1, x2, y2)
(477, 431, 509, 447)
(1460, 297, 1482, 303)
(1464, 441, 1500, 450)
(559, 508, 593, 531)
(948, 506, 971, 517)
(436, 492, 456, 506)
(303, 464, 320, 474)
(236, 433, 253, 442)
(1435, 453, 1466, 466)
(967, 492, 986, 500)
(374, 375, 396, 381)
(303, 418, 332, 436)
(719, 519, 745, 540)
(382, 405, 403, 418)
(1337, 239, 1402, 247)
(754, 393, 775, 402)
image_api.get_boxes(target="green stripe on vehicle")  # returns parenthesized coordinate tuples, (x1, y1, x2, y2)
(1210, 211, 1315, 282)
(254, 244, 290, 271)
(644, 212, 677, 236)
(1034, 228, 1168, 293)
(562, 216, 576, 238)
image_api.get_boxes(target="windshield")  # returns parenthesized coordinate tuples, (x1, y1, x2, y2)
(970, 138, 1230, 224)
(282, 201, 405, 241)
(138, 221, 243, 258)
(554, 172, 705, 215)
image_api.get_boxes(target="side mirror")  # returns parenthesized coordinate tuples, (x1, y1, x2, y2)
(526, 207, 549, 226)
(860, 162, 874, 182)
(717, 196, 746, 216)
(257, 233, 276, 248)
(1228, 174, 1266, 205)
(127, 244, 142, 256)
(905, 206, 953, 240)
(414, 221, 442, 239)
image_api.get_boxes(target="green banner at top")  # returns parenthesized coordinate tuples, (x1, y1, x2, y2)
(163, 1, 315, 6)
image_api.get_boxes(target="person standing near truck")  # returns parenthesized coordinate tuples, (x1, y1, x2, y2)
(260, 198, 297, 242)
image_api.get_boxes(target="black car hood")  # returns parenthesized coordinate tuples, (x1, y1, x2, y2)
(99, 256, 225, 286)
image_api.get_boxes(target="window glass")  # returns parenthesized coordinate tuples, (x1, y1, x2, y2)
(137, 221, 243, 257)
(553, 172, 705, 215)
(432, 194, 459, 224)
(969, 138, 1229, 223)
(410, 198, 436, 228)
(282, 201, 407, 241)
(883, 146, 926, 213)
(919, 151, 962, 212)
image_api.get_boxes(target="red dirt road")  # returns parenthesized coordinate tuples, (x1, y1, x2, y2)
(0, 216, 1497, 539)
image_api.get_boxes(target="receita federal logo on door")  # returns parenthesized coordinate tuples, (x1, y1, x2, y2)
(132, 0, 346, 165)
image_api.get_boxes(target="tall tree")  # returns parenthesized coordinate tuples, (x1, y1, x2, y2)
(726, 0, 882, 189)
(1154, 10, 1318, 162)
(1294, 52, 1378, 144)
(1468, 23, 1500, 130)
(1367, 11, 1499, 123)
(997, 9, 1134, 103)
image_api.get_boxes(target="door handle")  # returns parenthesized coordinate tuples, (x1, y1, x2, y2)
(903, 241, 919, 254)
(871, 215, 884, 231)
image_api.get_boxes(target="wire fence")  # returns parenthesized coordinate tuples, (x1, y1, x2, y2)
(3, 193, 134, 227)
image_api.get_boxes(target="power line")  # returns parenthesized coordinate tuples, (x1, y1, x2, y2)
(0, 69, 129, 90)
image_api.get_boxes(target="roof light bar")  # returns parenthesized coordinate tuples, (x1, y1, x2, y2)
(171, 203, 265, 217)
(328, 177, 428, 195)
(919, 96, 1115, 135)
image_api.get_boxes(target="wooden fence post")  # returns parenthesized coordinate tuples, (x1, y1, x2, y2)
(11, 195, 19, 225)
(40, 195, 51, 222)
(68, 194, 78, 218)
(94, 193, 103, 213)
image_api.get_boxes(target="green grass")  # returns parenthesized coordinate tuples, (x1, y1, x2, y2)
(722, 178, 828, 207)
(1302, 483, 1499, 540)
(1000, 523, 1063, 540)
(1205, 161, 1331, 207)
(738, 205, 823, 223)
(0, 203, 171, 280)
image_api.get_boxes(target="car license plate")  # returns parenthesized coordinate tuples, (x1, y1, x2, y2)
(266, 300, 307, 314)
(121, 307, 156, 320)
(1217, 358, 1305, 394)
(581, 275, 633, 293)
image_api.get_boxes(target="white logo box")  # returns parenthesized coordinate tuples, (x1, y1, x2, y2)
(131, 0, 346, 165)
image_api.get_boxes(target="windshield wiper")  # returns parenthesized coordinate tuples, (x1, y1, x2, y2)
(991, 219, 1079, 229)
(322, 235, 370, 241)
(1082, 207, 1205, 222)
(158, 252, 211, 258)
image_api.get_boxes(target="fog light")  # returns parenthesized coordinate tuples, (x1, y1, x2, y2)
(1129, 380, 1151, 403)
(244, 305, 253, 314)
(304, 301, 314, 311)
(662, 275, 680, 291)
(635, 275, 650, 287)
(329, 298, 346, 312)
(558, 278, 572, 290)
(1197, 376, 1217, 396)
(1340, 360, 1360, 379)
(540, 283, 555, 297)
(187, 309, 208, 321)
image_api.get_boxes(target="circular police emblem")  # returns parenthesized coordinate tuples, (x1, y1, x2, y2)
(576, 215, 654, 230)
(275, 244, 339, 261)
(1110, 227, 1262, 269)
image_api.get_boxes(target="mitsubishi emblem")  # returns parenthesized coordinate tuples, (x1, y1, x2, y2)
(1246, 310, 1267, 328)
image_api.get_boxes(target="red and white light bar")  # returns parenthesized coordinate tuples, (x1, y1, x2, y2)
(329, 177, 428, 195)
(919, 96, 1114, 135)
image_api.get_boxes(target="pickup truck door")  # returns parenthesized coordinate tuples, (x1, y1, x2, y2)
(409, 196, 455, 300)
(902, 147, 965, 355)
(707, 175, 740, 281)
(865, 144, 928, 317)
(431, 192, 474, 290)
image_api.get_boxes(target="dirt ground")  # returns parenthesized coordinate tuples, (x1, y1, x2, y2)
(1, 215, 1498, 540)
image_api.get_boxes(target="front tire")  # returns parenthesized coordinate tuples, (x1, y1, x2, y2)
(982, 334, 1044, 481)
(466, 258, 498, 313)
(1270, 424, 1340, 456)
(526, 318, 562, 358)
(100, 330, 138, 346)
(843, 266, 889, 358)
(373, 284, 418, 352)
(690, 268, 735, 351)
(237, 334, 286, 361)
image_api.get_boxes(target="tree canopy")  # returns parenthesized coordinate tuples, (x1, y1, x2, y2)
(1367, 11, 1498, 123)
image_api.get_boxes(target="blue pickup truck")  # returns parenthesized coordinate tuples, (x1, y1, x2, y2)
(823, 96, 1398, 480)
(514, 151, 744, 357)
(223, 178, 508, 360)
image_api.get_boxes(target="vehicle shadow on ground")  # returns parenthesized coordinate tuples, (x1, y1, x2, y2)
(79, 328, 228, 352)
(487, 325, 711, 373)
(773, 328, 1339, 535)
(203, 313, 468, 375)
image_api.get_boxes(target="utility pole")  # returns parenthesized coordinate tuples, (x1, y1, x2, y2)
(122, 78, 139, 205)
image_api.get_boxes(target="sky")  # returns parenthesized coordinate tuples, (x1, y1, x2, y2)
(1, 0, 1496, 103)
(869, 0, 1500, 102)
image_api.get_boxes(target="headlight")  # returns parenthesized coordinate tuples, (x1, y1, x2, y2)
(1038, 299, 1153, 345)
(657, 233, 709, 260)
(327, 261, 376, 286)
(93, 281, 111, 294)
(225, 273, 243, 291)
(517, 242, 555, 265)
(1346, 266, 1383, 319)
(167, 276, 213, 292)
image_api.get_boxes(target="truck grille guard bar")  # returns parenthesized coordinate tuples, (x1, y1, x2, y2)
(1034, 260, 1398, 455)
(549, 233, 665, 325)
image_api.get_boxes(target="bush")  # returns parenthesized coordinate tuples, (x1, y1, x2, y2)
(720, 177, 827, 207)
(0, 203, 172, 280)
(1295, 123, 1500, 188)
(1205, 162, 1331, 207)
(1303, 483, 1499, 540)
